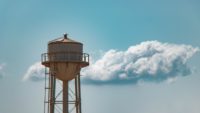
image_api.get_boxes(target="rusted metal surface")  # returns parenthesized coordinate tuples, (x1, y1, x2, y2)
(41, 52, 89, 67)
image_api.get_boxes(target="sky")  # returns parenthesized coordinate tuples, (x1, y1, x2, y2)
(0, 0, 200, 113)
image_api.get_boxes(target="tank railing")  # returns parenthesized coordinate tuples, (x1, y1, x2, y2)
(41, 52, 89, 63)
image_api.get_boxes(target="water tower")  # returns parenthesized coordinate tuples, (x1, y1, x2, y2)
(41, 34, 89, 113)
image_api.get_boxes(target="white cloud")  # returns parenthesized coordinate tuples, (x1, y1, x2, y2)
(23, 41, 199, 84)
(23, 62, 45, 81)
(0, 63, 6, 78)
(82, 41, 199, 84)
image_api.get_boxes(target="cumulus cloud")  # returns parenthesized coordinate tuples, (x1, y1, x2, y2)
(23, 41, 199, 84)
(23, 62, 45, 81)
(0, 63, 6, 78)
(82, 41, 199, 84)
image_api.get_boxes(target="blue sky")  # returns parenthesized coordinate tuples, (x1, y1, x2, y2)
(0, 0, 200, 113)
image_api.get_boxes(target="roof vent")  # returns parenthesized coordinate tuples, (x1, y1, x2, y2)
(64, 33, 68, 39)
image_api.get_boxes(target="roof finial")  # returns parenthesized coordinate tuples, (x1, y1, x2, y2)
(64, 33, 68, 39)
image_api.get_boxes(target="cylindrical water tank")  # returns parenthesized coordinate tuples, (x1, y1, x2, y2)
(48, 35, 82, 53)
(48, 34, 83, 62)
(45, 34, 88, 81)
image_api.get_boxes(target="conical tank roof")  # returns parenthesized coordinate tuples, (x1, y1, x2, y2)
(48, 34, 82, 45)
